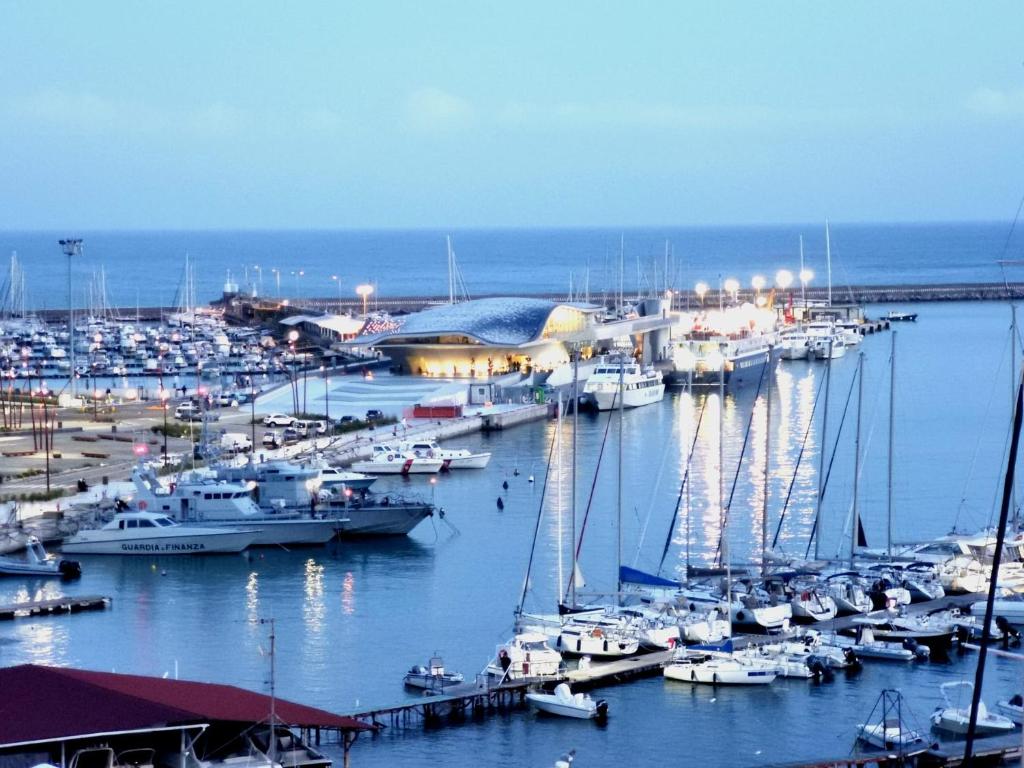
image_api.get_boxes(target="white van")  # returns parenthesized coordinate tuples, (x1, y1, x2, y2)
(219, 432, 253, 453)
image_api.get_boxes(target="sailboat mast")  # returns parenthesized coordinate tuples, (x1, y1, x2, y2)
(852, 351, 864, 565)
(887, 332, 896, 558)
(825, 220, 833, 307)
(556, 392, 564, 600)
(446, 236, 454, 305)
(719, 353, 731, 635)
(799, 235, 806, 311)
(1013, 305, 1018, 527)
(571, 349, 579, 607)
(814, 342, 833, 560)
(761, 349, 772, 580)
(617, 359, 625, 604)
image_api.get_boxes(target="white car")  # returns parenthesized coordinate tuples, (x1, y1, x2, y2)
(263, 413, 295, 427)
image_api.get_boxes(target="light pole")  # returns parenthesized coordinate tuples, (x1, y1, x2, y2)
(330, 275, 342, 307)
(159, 386, 169, 462)
(271, 268, 281, 298)
(321, 365, 330, 426)
(723, 278, 740, 306)
(356, 284, 374, 316)
(695, 281, 708, 309)
(288, 330, 299, 416)
(59, 239, 83, 396)
(799, 269, 814, 311)
(40, 382, 50, 493)
(751, 275, 766, 300)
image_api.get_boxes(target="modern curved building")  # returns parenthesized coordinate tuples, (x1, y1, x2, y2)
(350, 297, 603, 377)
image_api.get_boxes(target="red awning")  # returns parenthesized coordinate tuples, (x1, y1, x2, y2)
(0, 664, 370, 748)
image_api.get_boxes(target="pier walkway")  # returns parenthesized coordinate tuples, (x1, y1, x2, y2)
(0, 594, 111, 620)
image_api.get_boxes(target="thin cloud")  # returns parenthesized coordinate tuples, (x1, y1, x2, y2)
(404, 87, 476, 133)
(966, 87, 1024, 117)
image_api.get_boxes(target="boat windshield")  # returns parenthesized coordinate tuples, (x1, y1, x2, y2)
(522, 641, 549, 651)
(155, 517, 176, 527)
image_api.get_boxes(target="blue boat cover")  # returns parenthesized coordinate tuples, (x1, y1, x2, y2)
(618, 565, 681, 588)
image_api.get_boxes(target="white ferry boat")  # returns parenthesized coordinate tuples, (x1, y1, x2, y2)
(581, 359, 665, 410)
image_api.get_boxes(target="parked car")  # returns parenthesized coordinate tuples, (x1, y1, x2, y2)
(219, 432, 252, 453)
(365, 409, 384, 422)
(294, 419, 328, 438)
(262, 430, 281, 449)
(174, 403, 202, 421)
(263, 413, 295, 427)
(216, 392, 240, 407)
(282, 427, 301, 444)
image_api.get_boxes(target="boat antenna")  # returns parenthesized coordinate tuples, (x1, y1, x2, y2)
(963, 363, 1024, 760)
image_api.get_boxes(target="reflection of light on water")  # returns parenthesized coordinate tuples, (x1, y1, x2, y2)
(303, 558, 325, 632)
(341, 571, 355, 615)
(246, 571, 259, 623)
(15, 621, 70, 665)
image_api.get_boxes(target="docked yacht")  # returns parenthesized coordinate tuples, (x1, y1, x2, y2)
(350, 445, 444, 474)
(663, 645, 779, 685)
(667, 331, 780, 390)
(486, 632, 564, 681)
(131, 466, 338, 546)
(399, 439, 491, 470)
(61, 511, 256, 555)
(581, 359, 665, 410)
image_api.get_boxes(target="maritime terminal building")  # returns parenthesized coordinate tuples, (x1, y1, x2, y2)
(345, 296, 675, 378)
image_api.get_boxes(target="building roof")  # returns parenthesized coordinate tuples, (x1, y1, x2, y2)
(279, 314, 366, 336)
(0, 664, 370, 748)
(352, 297, 599, 347)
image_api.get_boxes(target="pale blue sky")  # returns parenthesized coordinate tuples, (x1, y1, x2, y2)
(1, 2, 1022, 229)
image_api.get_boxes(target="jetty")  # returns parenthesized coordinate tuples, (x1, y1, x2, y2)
(0, 594, 111, 620)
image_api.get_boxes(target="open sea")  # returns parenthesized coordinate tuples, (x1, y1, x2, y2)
(3, 225, 1024, 766)
(2, 222, 1024, 310)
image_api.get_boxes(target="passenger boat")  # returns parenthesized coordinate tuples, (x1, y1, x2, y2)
(581, 359, 664, 410)
(526, 683, 608, 720)
(399, 439, 492, 469)
(0, 536, 81, 578)
(666, 331, 780, 390)
(350, 445, 444, 474)
(61, 511, 257, 555)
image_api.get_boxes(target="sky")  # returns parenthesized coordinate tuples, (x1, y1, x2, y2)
(1, 2, 1022, 229)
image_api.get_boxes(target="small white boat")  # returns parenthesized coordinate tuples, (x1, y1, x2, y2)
(930, 681, 1016, 736)
(0, 536, 81, 578)
(857, 718, 927, 751)
(350, 445, 444, 475)
(826, 627, 929, 662)
(582, 359, 665, 411)
(403, 655, 464, 691)
(400, 440, 491, 470)
(61, 511, 257, 555)
(317, 465, 376, 492)
(663, 648, 779, 685)
(526, 683, 607, 720)
(998, 694, 1024, 725)
(971, 593, 1024, 625)
(486, 632, 563, 681)
(556, 621, 640, 658)
(810, 335, 848, 360)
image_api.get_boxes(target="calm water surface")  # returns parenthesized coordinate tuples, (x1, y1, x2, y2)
(2, 301, 1023, 767)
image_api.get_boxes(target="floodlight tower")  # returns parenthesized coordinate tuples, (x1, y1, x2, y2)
(59, 239, 83, 395)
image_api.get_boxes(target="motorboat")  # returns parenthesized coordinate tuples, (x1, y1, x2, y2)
(556, 620, 640, 658)
(738, 644, 822, 679)
(971, 593, 1024, 624)
(350, 445, 444, 474)
(810, 334, 848, 360)
(779, 329, 810, 361)
(581, 359, 665, 410)
(486, 632, 564, 681)
(666, 328, 780, 390)
(886, 311, 918, 322)
(316, 465, 376, 492)
(0, 536, 81, 578)
(930, 681, 1016, 736)
(132, 466, 339, 546)
(663, 646, 779, 685)
(825, 626, 929, 662)
(857, 718, 927, 751)
(248, 725, 331, 768)
(399, 439, 492, 470)
(997, 694, 1024, 725)
(403, 655, 464, 691)
(849, 610, 955, 650)
(61, 511, 257, 555)
(526, 683, 608, 720)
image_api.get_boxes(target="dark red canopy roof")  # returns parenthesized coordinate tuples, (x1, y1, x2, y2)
(0, 664, 369, 748)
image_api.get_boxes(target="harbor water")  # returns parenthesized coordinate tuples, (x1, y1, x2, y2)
(3, 222, 1024, 310)
(1, 300, 1024, 766)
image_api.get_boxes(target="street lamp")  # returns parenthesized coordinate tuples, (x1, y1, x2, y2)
(799, 268, 814, 309)
(356, 284, 374, 315)
(320, 365, 330, 427)
(271, 268, 281, 297)
(288, 330, 299, 416)
(159, 386, 170, 461)
(330, 275, 342, 306)
(775, 269, 794, 291)
(723, 278, 740, 304)
(695, 281, 709, 308)
(751, 275, 766, 296)
(58, 239, 82, 396)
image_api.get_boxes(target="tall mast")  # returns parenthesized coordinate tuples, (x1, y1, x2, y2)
(446, 236, 454, 305)
(571, 348, 579, 607)
(825, 220, 833, 307)
(719, 350, 731, 636)
(616, 359, 625, 604)
(799, 235, 806, 311)
(815, 342, 833, 560)
(852, 351, 864, 565)
(761, 348, 772, 579)
(556, 392, 564, 600)
(619, 234, 625, 311)
(1013, 306, 1018, 527)
(887, 332, 896, 557)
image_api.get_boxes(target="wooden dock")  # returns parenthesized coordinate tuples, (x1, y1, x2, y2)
(0, 594, 111, 620)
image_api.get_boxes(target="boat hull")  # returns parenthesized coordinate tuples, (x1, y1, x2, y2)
(194, 519, 338, 546)
(664, 659, 777, 685)
(591, 384, 665, 411)
(445, 453, 491, 470)
(667, 345, 782, 391)
(62, 529, 256, 555)
(525, 695, 599, 719)
(350, 458, 443, 474)
(331, 504, 432, 536)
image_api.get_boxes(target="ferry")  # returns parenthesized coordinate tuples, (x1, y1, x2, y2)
(581, 359, 665, 410)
